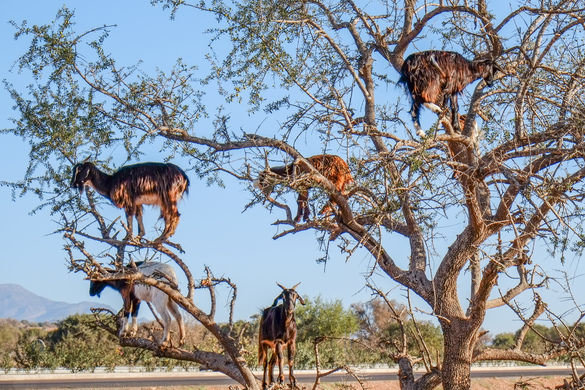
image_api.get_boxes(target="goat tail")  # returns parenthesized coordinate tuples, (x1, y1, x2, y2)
(258, 331, 266, 365)
(258, 344, 265, 365)
(396, 64, 410, 91)
(177, 166, 190, 196)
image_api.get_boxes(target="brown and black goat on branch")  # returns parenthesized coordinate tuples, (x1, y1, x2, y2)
(399, 50, 502, 137)
(71, 161, 189, 242)
(258, 283, 305, 390)
(256, 154, 353, 223)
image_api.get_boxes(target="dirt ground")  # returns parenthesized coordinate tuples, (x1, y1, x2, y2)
(96, 376, 570, 390)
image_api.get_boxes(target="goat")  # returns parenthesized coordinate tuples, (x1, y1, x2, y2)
(89, 261, 185, 347)
(256, 154, 353, 223)
(258, 283, 305, 390)
(399, 50, 501, 137)
(71, 161, 189, 242)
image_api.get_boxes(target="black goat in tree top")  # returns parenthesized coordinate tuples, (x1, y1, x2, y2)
(399, 50, 502, 137)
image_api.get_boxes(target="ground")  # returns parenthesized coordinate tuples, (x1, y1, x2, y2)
(70, 376, 570, 390)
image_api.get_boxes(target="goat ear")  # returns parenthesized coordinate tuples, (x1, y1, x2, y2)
(297, 295, 306, 305)
(276, 282, 286, 291)
(272, 292, 283, 306)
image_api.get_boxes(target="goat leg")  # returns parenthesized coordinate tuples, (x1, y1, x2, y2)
(450, 94, 461, 133)
(128, 300, 140, 337)
(124, 211, 135, 241)
(168, 301, 185, 346)
(268, 351, 276, 387)
(129, 315, 138, 337)
(288, 343, 297, 389)
(411, 102, 426, 138)
(119, 314, 129, 338)
(135, 205, 146, 238)
(260, 344, 269, 390)
(158, 309, 172, 347)
(156, 206, 179, 242)
(276, 343, 285, 384)
(295, 193, 308, 223)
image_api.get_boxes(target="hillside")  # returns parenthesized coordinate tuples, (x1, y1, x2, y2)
(0, 283, 107, 322)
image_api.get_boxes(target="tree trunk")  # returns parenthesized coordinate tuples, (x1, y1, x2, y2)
(441, 319, 474, 390)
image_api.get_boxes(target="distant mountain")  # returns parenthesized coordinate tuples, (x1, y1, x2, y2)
(0, 283, 109, 322)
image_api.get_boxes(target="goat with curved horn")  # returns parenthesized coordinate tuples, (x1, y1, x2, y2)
(259, 283, 305, 389)
(399, 50, 503, 137)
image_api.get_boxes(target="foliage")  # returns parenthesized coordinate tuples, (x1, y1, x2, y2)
(352, 298, 443, 364)
(6, 315, 171, 372)
(294, 296, 360, 369)
(491, 332, 515, 350)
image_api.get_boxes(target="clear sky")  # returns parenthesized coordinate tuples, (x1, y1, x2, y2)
(1, 0, 584, 337)
(0, 0, 387, 326)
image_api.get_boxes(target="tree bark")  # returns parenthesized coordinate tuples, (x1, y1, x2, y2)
(440, 319, 474, 390)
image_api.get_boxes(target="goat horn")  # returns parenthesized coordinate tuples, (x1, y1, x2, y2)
(276, 282, 286, 291)
(82, 156, 91, 163)
(291, 282, 301, 290)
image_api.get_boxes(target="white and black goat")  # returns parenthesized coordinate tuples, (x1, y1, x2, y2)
(71, 161, 189, 242)
(89, 262, 185, 346)
(256, 154, 353, 223)
(399, 50, 502, 136)
(258, 283, 305, 390)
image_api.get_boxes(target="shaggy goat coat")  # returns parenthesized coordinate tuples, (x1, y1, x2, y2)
(256, 154, 353, 223)
(71, 161, 189, 241)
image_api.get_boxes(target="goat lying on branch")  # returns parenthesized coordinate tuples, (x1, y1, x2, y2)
(256, 154, 353, 223)
(89, 261, 185, 347)
(71, 161, 189, 242)
(259, 283, 305, 390)
(399, 50, 501, 137)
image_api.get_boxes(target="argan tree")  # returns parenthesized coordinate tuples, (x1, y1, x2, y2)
(5, 1, 585, 389)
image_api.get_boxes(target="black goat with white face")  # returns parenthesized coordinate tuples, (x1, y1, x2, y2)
(258, 283, 305, 390)
(89, 262, 185, 347)
(399, 50, 502, 137)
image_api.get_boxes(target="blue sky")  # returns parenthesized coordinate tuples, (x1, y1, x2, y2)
(2, 0, 584, 337)
(0, 0, 386, 326)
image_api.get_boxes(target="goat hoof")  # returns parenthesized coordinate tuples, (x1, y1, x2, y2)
(159, 340, 169, 348)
